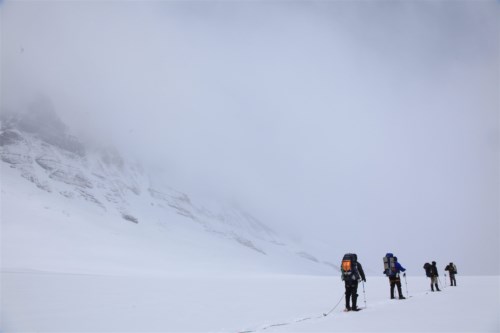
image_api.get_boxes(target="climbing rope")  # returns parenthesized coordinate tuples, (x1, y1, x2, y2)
(239, 293, 345, 332)
(323, 293, 345, 317)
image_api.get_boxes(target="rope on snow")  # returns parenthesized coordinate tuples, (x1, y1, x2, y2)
(238, 293, 345, 332)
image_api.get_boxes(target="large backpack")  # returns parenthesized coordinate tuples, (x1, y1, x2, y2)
(341, 253, 360, 281)
(423, 262, 432, 278)
(383, 253, 397, 277)
(452, 264, 457, 274)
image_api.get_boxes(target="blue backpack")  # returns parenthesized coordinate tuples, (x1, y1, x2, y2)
(383, 253, 397, 277)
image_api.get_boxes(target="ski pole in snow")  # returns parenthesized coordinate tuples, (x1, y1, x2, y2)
(362, 281, 367, 308)
(444, 273, 447, 287)
(404, 273, 409, 298)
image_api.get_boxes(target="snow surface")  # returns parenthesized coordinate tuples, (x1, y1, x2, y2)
(0, 157, 331, 277)
(2, 273, 498, 332)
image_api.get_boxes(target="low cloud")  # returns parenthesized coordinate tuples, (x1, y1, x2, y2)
(1, 1, 498, 274)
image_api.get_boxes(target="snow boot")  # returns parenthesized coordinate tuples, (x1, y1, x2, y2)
(431, 284, 434, 292)
(435, 284, 441, 292)
(351, 294, 360, 311)
(397, 285, 405, 299)
(345, 296, 351, 311)
(390, 284, 395, 299)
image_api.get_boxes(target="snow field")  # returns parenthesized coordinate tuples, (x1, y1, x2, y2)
(1, 273, 498, 332)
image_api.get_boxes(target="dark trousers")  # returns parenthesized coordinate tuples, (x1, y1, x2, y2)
(345, 281, 359, 309)
(449, 274, 457, 286)
(431, 276, 440, 291)
(389, 276, 403, 298)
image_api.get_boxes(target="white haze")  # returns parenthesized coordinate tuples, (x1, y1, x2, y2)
(1, 1, 498, 275)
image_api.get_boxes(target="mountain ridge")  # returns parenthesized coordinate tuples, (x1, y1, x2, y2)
(1, 106, 338, 275)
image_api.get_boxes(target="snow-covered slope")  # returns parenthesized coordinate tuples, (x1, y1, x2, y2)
(2, 273, 498, 332)
(0, 108, 336, 275)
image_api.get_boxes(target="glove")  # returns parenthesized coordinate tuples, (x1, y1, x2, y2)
(403, 273, 406, 277)
(362, 278, 366, 282)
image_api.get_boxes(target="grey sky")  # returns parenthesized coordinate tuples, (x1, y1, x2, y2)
(1, 1, 499, 275)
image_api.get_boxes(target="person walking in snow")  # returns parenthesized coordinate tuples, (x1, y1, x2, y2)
(340, 253, 366, 311)
(383, 253, 406, 299)
(429, 261, 441, 292)
(445, 262, 457, 286)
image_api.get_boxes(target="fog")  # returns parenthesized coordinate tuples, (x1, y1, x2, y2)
(1, 1, 498, 275)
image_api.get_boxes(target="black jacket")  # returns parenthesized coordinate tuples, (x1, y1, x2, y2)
(356, 262, 366, 281)
(430, 264, 439, 277)
(445, 264, 457, 275)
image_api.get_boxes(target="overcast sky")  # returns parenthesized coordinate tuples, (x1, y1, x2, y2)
(1, 1, 498, 275)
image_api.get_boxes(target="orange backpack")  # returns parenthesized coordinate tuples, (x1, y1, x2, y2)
(341, 253, 359, 281)
(342, 259, 352, 272)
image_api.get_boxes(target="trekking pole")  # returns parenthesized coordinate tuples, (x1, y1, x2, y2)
(404, 274, 409, 298)
(362, 281, 367, 308)
(444, 273, 447, 288)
